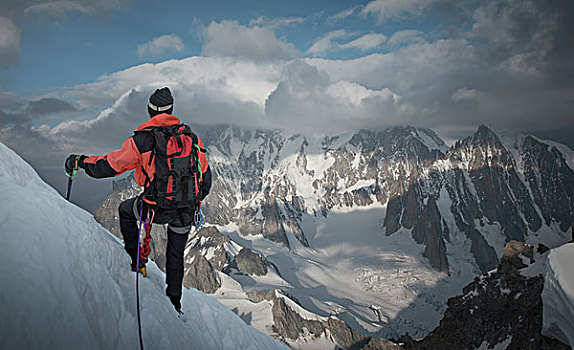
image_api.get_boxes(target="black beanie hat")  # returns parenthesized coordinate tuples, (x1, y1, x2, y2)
(148, 87, 173, 117)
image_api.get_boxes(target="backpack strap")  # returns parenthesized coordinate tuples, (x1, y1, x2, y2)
(189, 131, 205, 182)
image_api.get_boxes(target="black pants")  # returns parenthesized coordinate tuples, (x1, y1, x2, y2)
(118, 197, 190, 299)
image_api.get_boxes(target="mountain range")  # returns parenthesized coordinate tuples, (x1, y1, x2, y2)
(94, 123, 574, 347)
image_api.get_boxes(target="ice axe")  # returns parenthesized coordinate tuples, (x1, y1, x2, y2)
(65, 156, 79, 201)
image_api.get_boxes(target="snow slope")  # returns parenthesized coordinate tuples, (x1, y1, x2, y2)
(0, 142, 285, 350)
(542, 243, 574, 348)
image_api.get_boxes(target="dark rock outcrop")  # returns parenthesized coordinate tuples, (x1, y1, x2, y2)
(404, 241, 570, 350)
(234, 248, 268, 276)
(183, 254, 220, 294)
(272, 296, 325, 340)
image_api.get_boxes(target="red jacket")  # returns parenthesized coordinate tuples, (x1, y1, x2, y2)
(82, 114, 211, 198)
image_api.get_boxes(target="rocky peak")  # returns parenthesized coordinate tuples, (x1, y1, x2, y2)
(448, 125, 543, 243)
(521, 135, 574, 231)
(348, 126, 445, 160)
(473, 124, 499, 145)
(248, 289, 401, 350)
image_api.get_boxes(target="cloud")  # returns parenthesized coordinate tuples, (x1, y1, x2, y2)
(201, 20, 300, 61)
(339, 33, 387, 51)
(137, 34, 184, 57)
(498, 51, 546, 76)
(25, 1, 92, 16)
(308, 38, 477, 93)
(248, 16, 305, 29)
(24, 0, 131, 17)
(265, 60, 406, 132)
(0, 16, 22, 66)
(306, 30, 349, 56)
(28, 97, 77, 116)
(44, 34, 569, 140)
(0, 92, 25, 110)
(0, 94, 77, 128)
(308, 32, 387, 56)
(361, 0, 439, 23)
(328, 5, 362, 22)
(45, 57, 282, 152)
(0, 110, 30, 127)
(471, 0, 558, 76)
(388, 30, 424, 46)
(451, 87, 487, 102)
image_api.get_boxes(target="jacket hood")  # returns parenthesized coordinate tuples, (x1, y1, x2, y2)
(136, 113, 181, 131)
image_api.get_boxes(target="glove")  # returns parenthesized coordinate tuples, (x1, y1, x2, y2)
(65, 154, 86, 177)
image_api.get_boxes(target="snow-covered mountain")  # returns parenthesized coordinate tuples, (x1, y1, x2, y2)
(0, 141, 285, 349)
(94, 124, 574, 343)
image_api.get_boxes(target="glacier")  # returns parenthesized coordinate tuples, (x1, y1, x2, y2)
(0, 141, 285, 349)
(542, 243, 574, 348)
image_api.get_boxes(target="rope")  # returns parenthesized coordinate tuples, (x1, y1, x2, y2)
(139, 209, 155, 266)
(135, 199, 145, 350)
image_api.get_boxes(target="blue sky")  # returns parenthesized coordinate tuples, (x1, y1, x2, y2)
(1, 0, 573, 208)
(3, 0, 390, 95)
(1, 0, 482, 96)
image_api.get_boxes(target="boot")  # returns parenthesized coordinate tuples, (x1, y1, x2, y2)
(167, 291, 182, 312)
(131, 260, 146, 277)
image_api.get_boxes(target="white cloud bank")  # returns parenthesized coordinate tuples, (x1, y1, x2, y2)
(306, 30, 348, 57)
(137, 34, 184, 57)
(248, 16, 305, 29)
(202, 20, 300, 61)
(47, 56, 406, 148)
(265, 61, 405, 132)
(388, 30, 424, 46)
(339, 33, 387, 51)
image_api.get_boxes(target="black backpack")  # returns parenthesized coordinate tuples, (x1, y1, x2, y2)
(137, 124, 204, 209)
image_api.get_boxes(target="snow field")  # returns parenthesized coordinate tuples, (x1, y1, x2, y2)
(220, 207, 477, 340)
(0, 142, 285, 350)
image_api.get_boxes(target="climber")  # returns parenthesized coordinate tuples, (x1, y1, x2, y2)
(65, 87, 212, 312)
